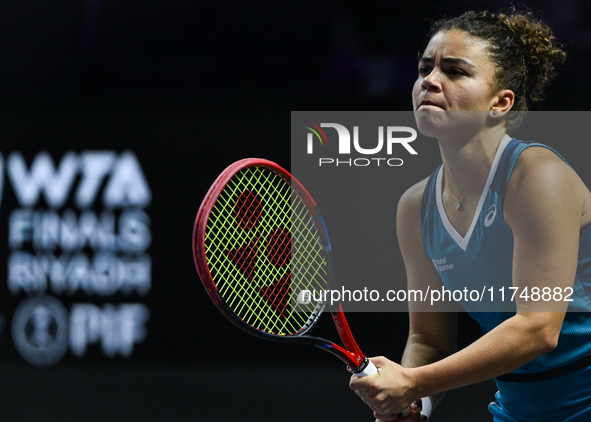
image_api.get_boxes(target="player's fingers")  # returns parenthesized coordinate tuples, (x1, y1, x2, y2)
(349, 375, 375, 393)
(361, 396, 381, 408)
(368, 356, 388, 368)
(396, 407, 421, 421)
(356, 389, 381, 404)
(412, 399, 429, 421)
(350, 370, 382, 388)
(349, 375, 361, 390)
(351, 382, 369, 397)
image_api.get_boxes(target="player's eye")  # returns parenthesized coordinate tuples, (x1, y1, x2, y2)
(418, 66, 432, 77)
(448, 68, 466, 76)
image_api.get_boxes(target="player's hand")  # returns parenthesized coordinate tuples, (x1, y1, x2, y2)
(374, 402, 426, 421)
(349, 356, 419, 418)
(387, 399, 429, 421)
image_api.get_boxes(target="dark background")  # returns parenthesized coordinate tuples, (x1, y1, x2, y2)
(0, 0, 589, 421)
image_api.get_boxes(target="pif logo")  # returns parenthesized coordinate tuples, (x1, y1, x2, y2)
(303, 122, 417, 167)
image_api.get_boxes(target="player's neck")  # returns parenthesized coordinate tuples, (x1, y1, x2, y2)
(439, 128, 505, 193)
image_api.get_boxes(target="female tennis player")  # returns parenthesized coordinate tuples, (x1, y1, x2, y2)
(349, 10, 591, 422)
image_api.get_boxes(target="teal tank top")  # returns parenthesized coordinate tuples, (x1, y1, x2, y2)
(421, 135, 591, 374)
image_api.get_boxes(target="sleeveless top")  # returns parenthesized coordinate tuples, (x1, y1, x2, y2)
(421, 135, 591, 374)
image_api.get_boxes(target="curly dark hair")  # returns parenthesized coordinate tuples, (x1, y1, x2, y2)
(429, 10, 566, 116)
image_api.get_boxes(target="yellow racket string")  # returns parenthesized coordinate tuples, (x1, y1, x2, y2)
(204, 167, 328, 336)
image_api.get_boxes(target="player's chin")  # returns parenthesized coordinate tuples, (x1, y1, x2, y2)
(413, 111, 446, 138)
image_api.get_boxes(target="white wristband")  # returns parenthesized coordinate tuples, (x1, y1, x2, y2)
(420, 396, 432, 420)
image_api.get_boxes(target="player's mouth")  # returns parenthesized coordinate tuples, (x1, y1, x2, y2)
(417, 100, 444, 110)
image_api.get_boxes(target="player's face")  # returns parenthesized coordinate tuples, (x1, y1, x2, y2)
(412, 30, 500, 137)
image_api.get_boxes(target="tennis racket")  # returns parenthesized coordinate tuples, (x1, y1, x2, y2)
(192, 157, 379, 376)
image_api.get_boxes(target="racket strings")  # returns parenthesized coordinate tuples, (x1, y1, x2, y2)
(204, 166, 328, 336)
(208, 169, 291, 332)
(223, 169, 305, 334)
(290, 202, 328, 293)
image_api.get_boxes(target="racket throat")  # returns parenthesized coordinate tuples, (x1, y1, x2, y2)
(352, 356, 372, 375)
(332, 304, 364, 359)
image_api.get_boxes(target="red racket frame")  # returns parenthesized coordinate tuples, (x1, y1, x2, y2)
(192, 158, 371, 373)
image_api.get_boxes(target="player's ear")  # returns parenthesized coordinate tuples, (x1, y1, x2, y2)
(490, 89, 514, 117)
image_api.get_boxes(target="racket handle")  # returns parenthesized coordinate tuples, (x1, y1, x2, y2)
(352, 359, 377, 377)
(352, 360, 412, 419)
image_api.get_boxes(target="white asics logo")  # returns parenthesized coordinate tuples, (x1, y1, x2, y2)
(484, 204, 497, 227)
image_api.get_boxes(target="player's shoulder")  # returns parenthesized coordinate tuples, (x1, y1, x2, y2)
(510, 144, 576, 188)
(515, 144, 567, 168)
(505, 143, 587, 225)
